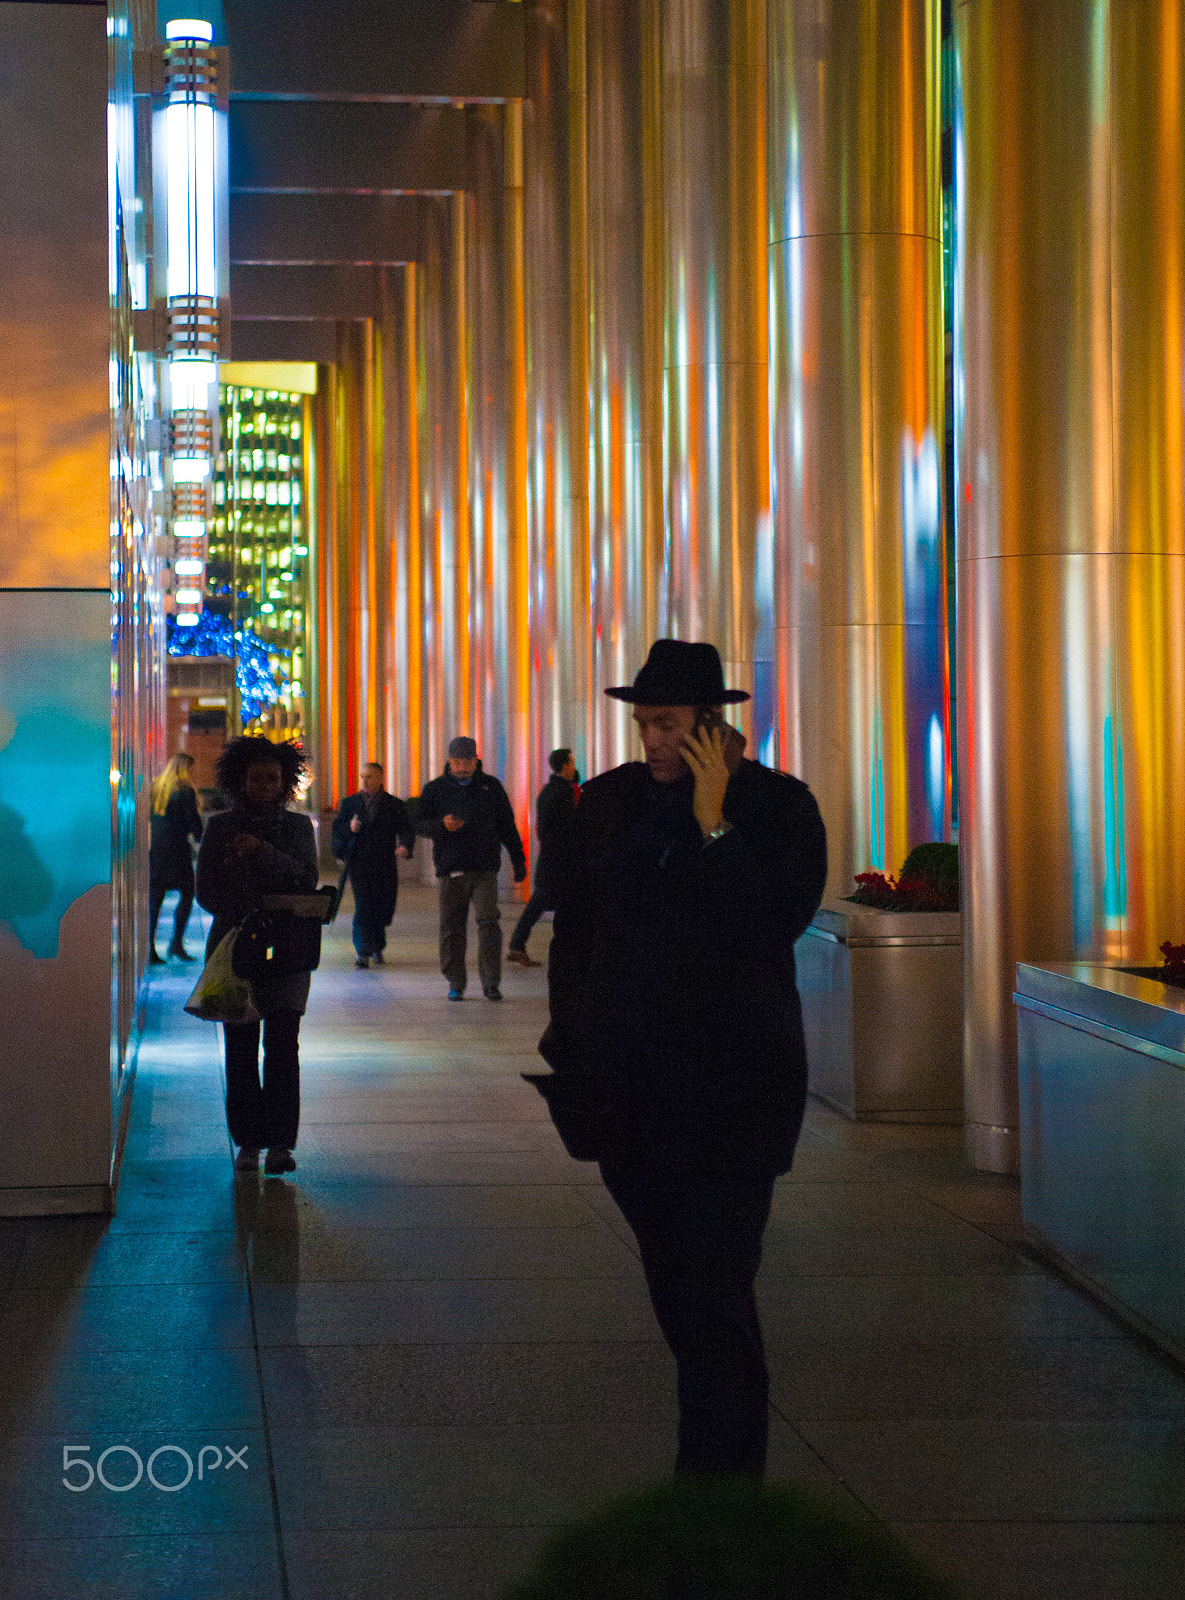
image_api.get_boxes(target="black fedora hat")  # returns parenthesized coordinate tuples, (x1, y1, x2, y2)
(604, 640, 750, 706)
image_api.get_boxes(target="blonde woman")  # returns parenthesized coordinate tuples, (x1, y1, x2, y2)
(149, 753, 204, 963)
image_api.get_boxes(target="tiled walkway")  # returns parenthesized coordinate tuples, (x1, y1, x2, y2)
(1, 886, 1184, 1599)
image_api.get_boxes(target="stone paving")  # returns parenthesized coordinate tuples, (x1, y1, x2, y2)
(0, 885, 1183, 1598)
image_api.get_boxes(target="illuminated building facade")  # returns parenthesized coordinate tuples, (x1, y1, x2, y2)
(209, 378, 311, 734)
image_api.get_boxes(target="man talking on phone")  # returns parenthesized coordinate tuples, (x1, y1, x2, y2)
(533, 639, 827, 1478)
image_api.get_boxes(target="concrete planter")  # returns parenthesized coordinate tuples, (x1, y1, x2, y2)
(796, 897, 963, 1123)
(1016, 962, 1185, 1365)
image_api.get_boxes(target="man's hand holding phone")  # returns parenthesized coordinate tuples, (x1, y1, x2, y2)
(682, 717, 733, 839)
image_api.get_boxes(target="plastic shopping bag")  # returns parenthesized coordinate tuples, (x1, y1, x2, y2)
(183, 929, 260, 1024)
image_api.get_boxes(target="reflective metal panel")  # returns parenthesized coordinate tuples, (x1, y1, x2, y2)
(957, 0, 1185, 1171)
(661, 0, 769, 738)
(768, 0, 940, 243)
(389, 265, 422, 796)
(586, 0, 664, 770)
(798, 902, 963, 1123)
(0, 7, 109, 587)
(416, 199, 454, 781)
(769, 0, 947, 896)
(1017, 961, 1185, 1365)
(505, 101, 533, 852)
(524, 0, 591, 785)
(466, 107, 507, 779)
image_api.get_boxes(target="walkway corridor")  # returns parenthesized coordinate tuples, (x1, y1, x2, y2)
(1, 887, 1184, 1599)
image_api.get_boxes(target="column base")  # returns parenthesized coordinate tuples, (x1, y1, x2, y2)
(0, 1184, 112, 1218)
(965, 1121, 1020, 1176)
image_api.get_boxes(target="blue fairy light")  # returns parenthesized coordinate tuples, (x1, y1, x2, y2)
(166, 610, 290, 721)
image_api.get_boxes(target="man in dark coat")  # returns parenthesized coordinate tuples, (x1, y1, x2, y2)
(506, 746, 580, 967)
(416, 736, 527, 1000)
(536, 639, 827, 1478)
(331, 762, 415, 969)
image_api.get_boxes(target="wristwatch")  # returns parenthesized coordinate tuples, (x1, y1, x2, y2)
(702, 820, 733, 845)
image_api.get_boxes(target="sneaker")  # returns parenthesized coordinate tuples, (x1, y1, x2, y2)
(355, 956, 370, 969)
(447, 987, 464, 1001)
(506, 949, 540, 967)
(264, 1147, 296, 1175)
(234, 1146, 260, 1172)
(483, 987, 503, 1002)
(372, 951, 385, 965)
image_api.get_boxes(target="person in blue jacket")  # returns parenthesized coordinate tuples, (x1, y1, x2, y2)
(415, 736, 527, 1001)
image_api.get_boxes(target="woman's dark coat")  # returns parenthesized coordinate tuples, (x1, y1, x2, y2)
(196, 805, 319, 1014)
(542, 757, 827, 1178)
(149, 786, 203, 892)
(331, 791, 415, 922)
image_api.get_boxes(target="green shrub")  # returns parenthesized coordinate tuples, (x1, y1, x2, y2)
(899, 842, 958, 889)
(502, 1479, 960, 1600)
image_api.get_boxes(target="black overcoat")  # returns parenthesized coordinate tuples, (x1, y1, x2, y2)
(149, 786, 203, 892)
(332, 791, 415, 921)
(542, 757, 827, 1177)
(531, 773, 579, 904)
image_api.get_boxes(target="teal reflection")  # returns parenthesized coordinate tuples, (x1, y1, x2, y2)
(1103, 711, 1127, 925)
(902, 426, 947, 842)
(0, 626, 110, 959)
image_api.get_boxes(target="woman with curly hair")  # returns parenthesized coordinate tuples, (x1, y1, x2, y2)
(196, 736, 318, 1175)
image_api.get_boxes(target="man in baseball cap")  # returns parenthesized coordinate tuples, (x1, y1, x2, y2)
(415, 736, 527, 1000)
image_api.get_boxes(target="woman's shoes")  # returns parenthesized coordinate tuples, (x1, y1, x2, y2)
(149, 950, 166, 966)
(169, 945, 195, 962)
(236, 1147, 296, 1174)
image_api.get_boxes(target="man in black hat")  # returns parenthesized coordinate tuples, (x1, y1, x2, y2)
(534, 639, 827, 1478)
(416, 735, 527, 1000)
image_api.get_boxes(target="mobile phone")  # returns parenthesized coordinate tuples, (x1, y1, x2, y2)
(693, 708, 726, 736)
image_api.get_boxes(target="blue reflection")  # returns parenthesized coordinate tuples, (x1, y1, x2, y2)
(902, 427, 946, 842)
(1103, 711, 1127, 923)
(0, 615, 110, 959)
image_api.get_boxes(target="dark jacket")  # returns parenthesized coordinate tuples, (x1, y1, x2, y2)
(149, 786, 203, 892)
(416, 761, 527, 880)
(532, 773, 579, 903)
(332, 791, 415, 887)
(195, 804, 319, 1014)
(541, 758, 827, 1177)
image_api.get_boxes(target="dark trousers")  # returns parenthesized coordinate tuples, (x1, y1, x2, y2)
(508, 889, 550, 952)
(351, 872, 397, 957)
(600, 1160, 776, 1478)
(438, 871, 501, 991)
(150, 886, 194, 953)
(223, 1013, 301, 1149)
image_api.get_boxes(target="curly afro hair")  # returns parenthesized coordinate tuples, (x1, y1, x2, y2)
(215, 736, 308, 803)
